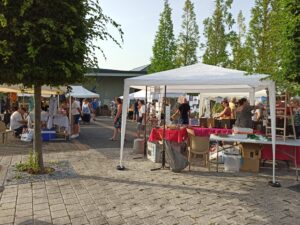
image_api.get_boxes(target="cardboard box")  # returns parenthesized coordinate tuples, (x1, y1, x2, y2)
(240, 143, 261, 159)
(147, 142, 161, 163)
(207, 118, 215, 128)
(240, 158, 260, 172)
(200, 118, 208, 127)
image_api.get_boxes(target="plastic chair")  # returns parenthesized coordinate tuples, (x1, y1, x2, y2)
(186, 128, 210, 171)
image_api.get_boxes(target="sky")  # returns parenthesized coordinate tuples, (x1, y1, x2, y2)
(97, 0, 255, 71)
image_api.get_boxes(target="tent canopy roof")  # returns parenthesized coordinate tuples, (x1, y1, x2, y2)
(68, 85, 99, 98)
(125, 63, 272, 93)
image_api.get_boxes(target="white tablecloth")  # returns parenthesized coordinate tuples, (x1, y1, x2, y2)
(53, 114, 69, 128)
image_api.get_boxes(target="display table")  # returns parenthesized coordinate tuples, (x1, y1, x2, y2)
(53, 114, 69, 128)
(148, 127, 188, 143)
(192, 127, 232, 137)
(209, 134, 300, 179)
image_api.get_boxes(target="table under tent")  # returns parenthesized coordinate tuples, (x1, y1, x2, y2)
(118, 63, 283, 186)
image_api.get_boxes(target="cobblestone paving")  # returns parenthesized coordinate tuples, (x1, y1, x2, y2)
(0, 121, 299, 225)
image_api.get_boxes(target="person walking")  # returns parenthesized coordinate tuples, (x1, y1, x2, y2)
(82, 99, 92, 124)
(110, 98, 122, 141)
(91, 98, 99, 121)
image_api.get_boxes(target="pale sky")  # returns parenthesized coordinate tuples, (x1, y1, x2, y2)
(97, 0, 255, 70)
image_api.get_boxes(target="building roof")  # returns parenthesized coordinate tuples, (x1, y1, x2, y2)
(85, 66, 149, 77)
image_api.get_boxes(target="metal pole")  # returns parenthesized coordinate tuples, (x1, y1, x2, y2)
(144, 86, 148, 157)
(162, 85, 167, 168)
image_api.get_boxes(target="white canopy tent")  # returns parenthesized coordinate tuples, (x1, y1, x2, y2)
(68, 85, 99, 98)
(119, 89, 183, 100)
(119, 63, 278, 185)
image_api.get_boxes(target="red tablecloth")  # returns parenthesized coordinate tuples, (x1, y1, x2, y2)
(261, 145, 300, 166)
(192, 127, 232, 137)
(148, 128, 188, 143)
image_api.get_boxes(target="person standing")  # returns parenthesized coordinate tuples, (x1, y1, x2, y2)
(10, 107, 27, 137)
(137, 100, 146, 138)
(110, 98, 122, 141)
(71, 97, 81, 138)
(133, 99, 139, 122)
(172, 98, 190, 125)
(91, 98, 99, 121)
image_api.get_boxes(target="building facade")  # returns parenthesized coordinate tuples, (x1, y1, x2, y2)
(84, 65, 149, 106)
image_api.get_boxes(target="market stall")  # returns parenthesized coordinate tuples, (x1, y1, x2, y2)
(119, 63, 280, 186)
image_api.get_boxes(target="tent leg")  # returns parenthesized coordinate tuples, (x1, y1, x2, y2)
(268, 83, 281, 187)
(151, 85, 168, 171)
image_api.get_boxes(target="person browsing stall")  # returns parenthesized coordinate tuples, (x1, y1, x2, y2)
(235, 98, 264, 128)
(137, 100, 146, 138)
(172, 98, 190, 125)
(71, 97, 81, 139)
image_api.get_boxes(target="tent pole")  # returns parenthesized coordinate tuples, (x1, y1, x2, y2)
(150, 85, 167, 171)
(268, 82, 280, 187)
(117, 84, 130, 170)
(144, 86, 148, 157)
(162, 85, 167, 168)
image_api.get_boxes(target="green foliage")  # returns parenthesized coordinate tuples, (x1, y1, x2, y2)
(0, 0, 123, 86)
(16, 150, 39, 173)
(202, 0, 234, 67)
(268, 0, 300, 93)
(230, 11, 252, 71)
(246, 0, 277, 75)
(149, 0, 176, 73)
(176, 0, 199, 67)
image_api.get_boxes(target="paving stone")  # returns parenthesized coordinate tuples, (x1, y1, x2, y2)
(1, 120, 300, 225)
(0, 215, 14, 224)
(70, 216, 89, 225)
(52, 216, 71, 225)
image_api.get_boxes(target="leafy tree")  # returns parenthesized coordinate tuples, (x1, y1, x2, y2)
(149, 0, 176, 73)
(176, 0, 199, 67)
(202, 0, 234, 67)
(230, 11, 251, 71)
(269, 0, 300, 93)
(246, 0, 276, 75)
(0, 0, 123, 170)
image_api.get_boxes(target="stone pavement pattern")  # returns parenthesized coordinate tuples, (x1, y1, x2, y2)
(0, 119, 299, 225)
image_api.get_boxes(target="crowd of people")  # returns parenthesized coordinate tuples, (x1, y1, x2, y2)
(2, 94, 300, 141)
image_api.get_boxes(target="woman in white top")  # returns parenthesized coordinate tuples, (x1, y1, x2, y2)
(81, 99, 92, 124)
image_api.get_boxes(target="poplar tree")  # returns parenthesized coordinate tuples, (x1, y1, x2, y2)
(202, 0, 234, 67)
(149, 0, 176, 73)
(231, 11, 250, 71)
(176, 0, 199, 67)
(269, 0, 300, 92)
(246, 0, 276, 75)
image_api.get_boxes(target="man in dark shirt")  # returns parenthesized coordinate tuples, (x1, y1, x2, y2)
(174, 98, 190, 125)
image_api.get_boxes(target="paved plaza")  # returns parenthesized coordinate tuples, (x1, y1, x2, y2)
(0, 117, 299, 225)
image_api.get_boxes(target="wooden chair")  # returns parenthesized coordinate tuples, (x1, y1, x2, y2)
(0, 121, 13, 144)
(186, 128, 210, 171)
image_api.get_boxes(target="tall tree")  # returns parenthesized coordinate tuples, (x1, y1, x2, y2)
(202, 0, 234, 67)
(149, 0, 176, 73)
(176, 0, 199, 67)
(0, 0, 123, 170)
(230, 11, 251, 71)
(246, 0, 276, 75)
(269, 0, 300, 93)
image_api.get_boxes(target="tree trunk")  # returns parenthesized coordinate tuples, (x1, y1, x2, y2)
(34, 85, 44, 170)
